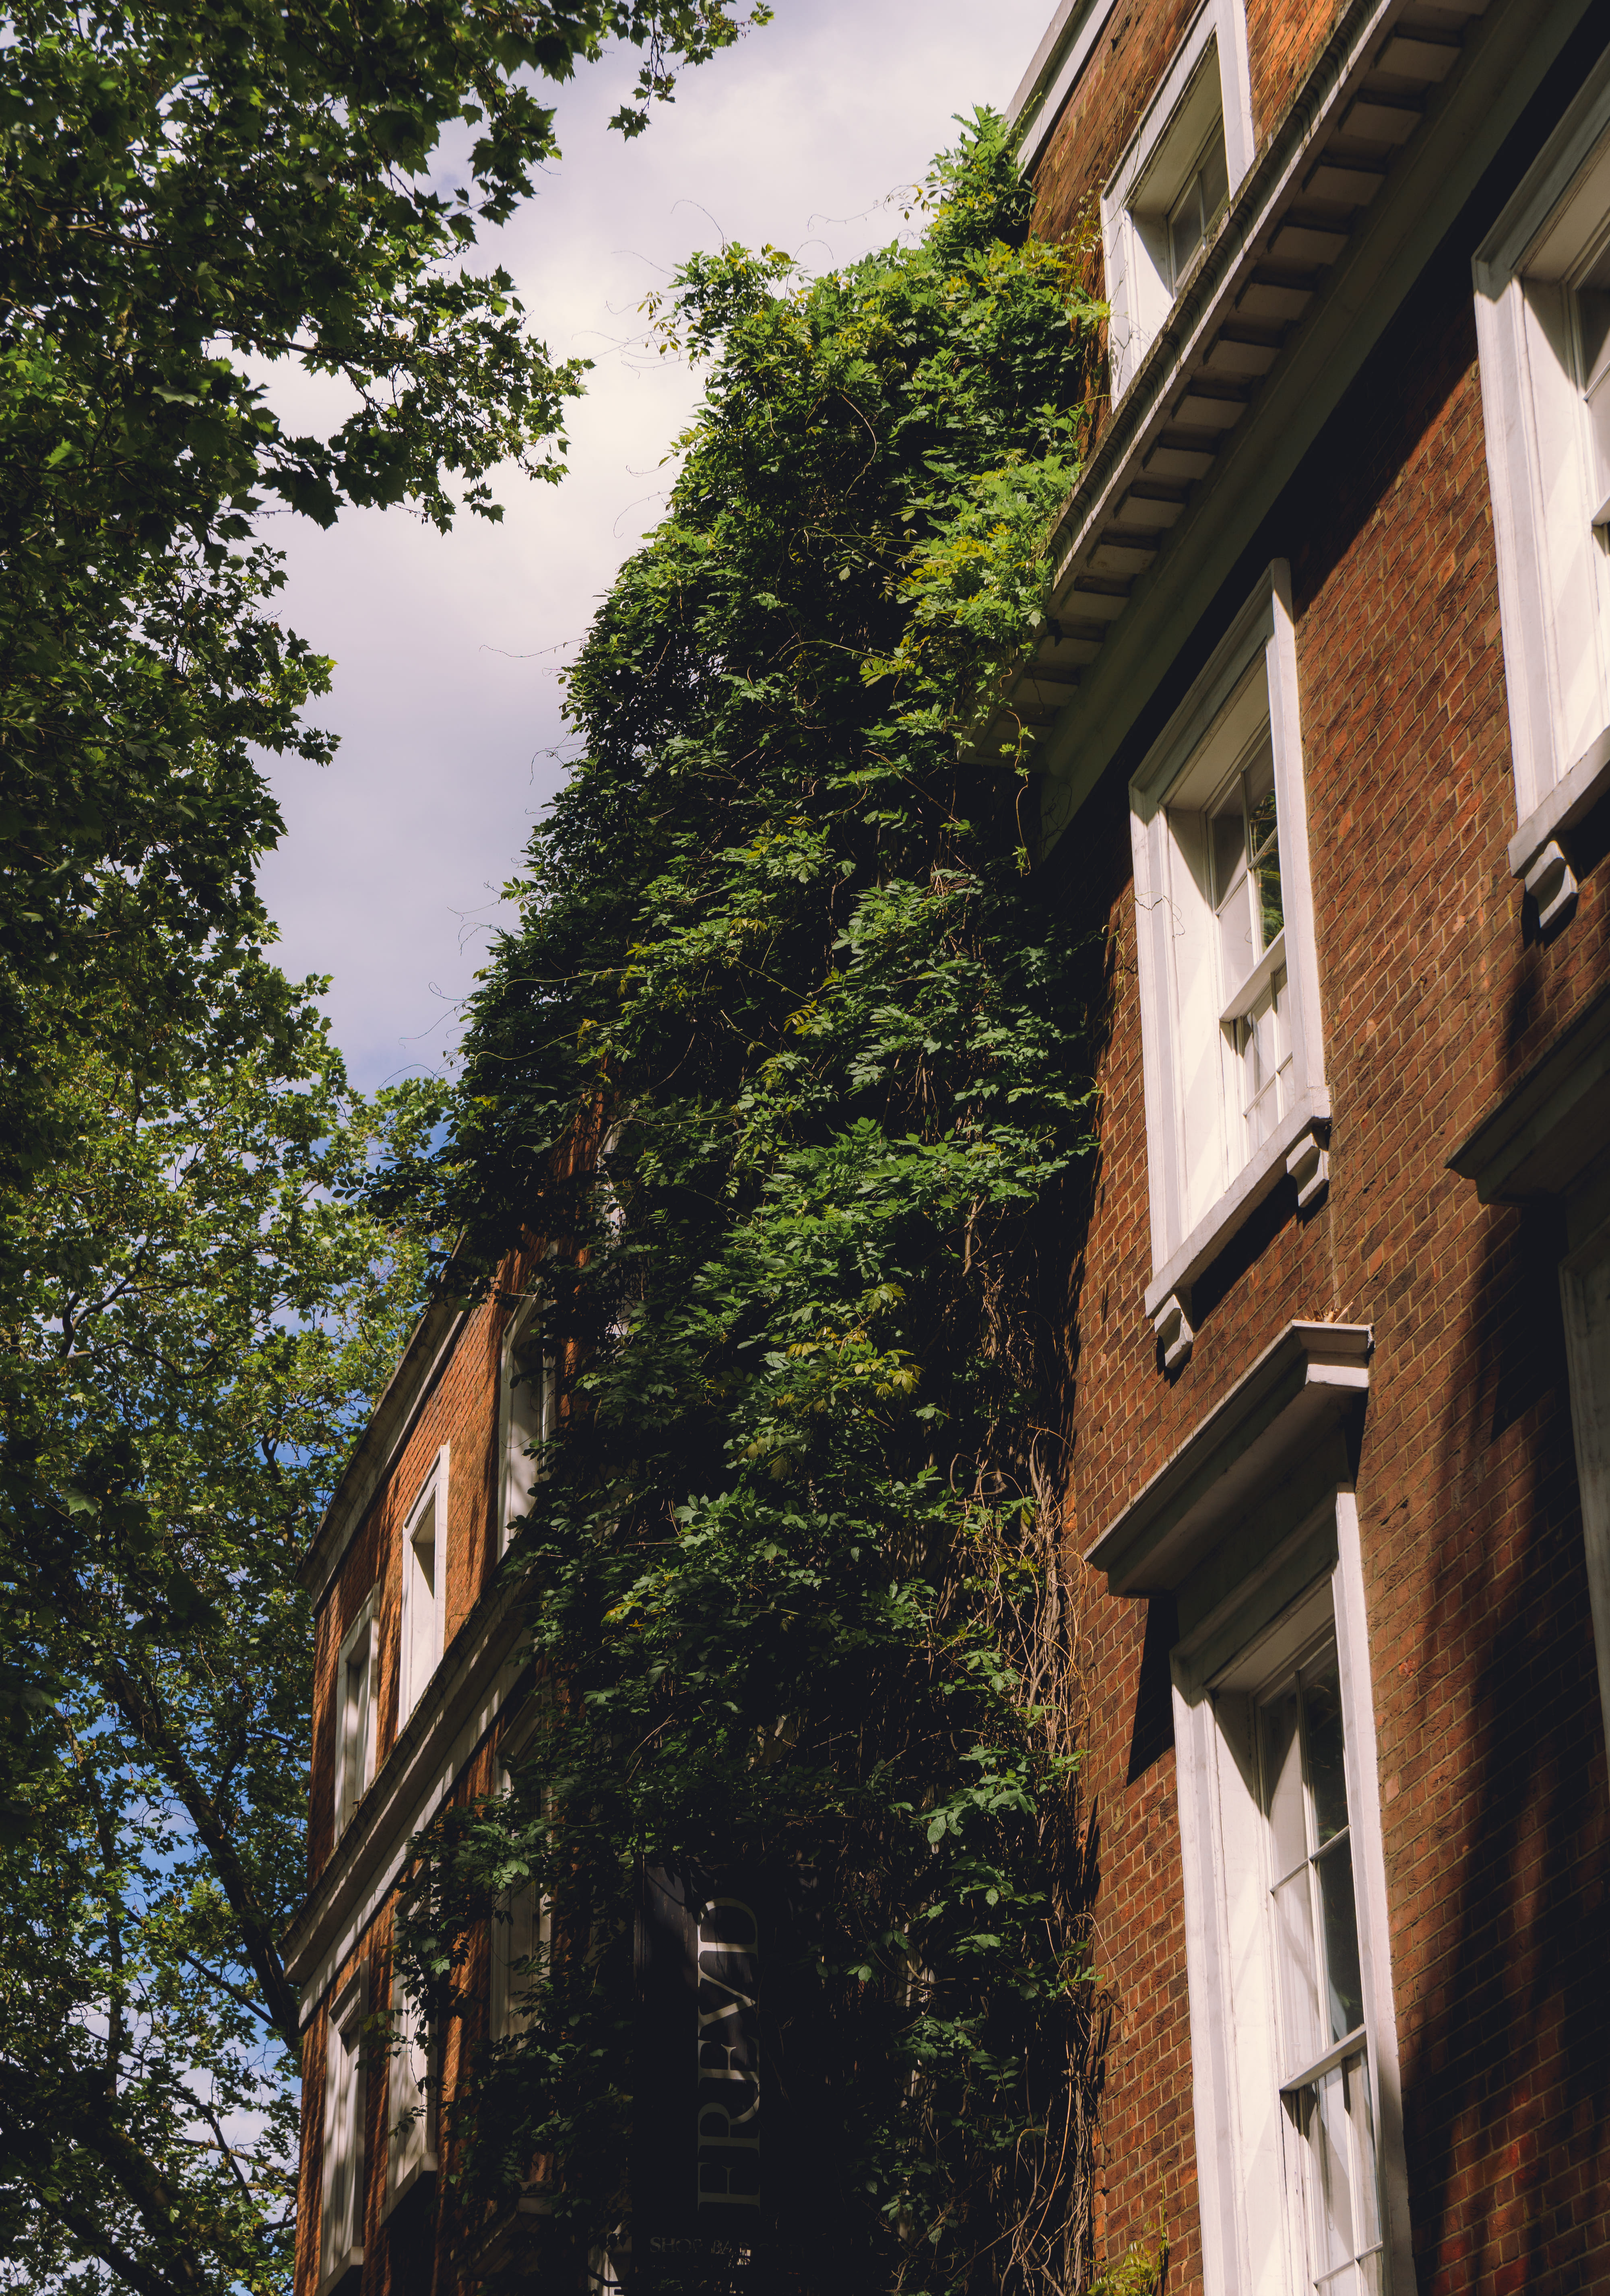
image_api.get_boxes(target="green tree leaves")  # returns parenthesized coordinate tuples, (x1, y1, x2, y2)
(0, 0, 770, 1194)
(1, 6, 774, 2288)
(0, 982, 443, 2294)
(406, 114, 1112, 2294)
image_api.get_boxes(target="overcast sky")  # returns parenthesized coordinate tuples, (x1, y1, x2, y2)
(255, 0, 1054, 1092)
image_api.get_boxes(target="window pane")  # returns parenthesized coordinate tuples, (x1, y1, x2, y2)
(1245, 1073, 1280, 1151)
(1317, 1836, 1365, 2043)
(1273, 1867, 1322, 2073)
(1200, 119, 1229, 229)
(1315, 2261, 1379, 2296)
(1169, 172, 1205, 283)
(1302, 1654, 1350, 1847)
(1302, 2047, 1380, 2295)
(1241, 993, 1285, 1147)
(343, 1648, 369, 1821)
(1263, 1688, 1306, 1880)
(1212, 798, 1246, 903)
(1584, 259, 1610, 519)
(408, 1522, 436, 1708)
(1346, 2050, 1381, 2251)
(1218, 871, 1255, 997)
(1246, 752, 1283, 951)
(1585, 341, 1610, 522)
(1579, 235, 1610, 371)
(505, 1313, 549, 1536)
(1167, 122, 1229, 289)
(1306, 2062, 1356, 2286)
(329, 2025, 357, 2253)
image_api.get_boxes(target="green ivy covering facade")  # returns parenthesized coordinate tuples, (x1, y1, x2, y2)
(402, 118, 1162, 2296)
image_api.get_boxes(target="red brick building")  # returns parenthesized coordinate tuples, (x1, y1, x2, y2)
(288, 1, 1610, 2290)
(284, 1245, 558, 2295)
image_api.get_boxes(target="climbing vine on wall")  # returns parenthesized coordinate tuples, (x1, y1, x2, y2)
(399, 113, 1152, 2296)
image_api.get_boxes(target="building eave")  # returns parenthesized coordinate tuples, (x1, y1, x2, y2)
(972, 0, 1597, 832)
(1007, 0, 1117, 169)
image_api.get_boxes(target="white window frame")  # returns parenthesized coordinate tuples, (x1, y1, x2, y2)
(1474, 46, 1610, 934)
(333, 1589, 380, 1842)
(320, 1967, 368, 2292)
(1173, 1495, 1411, 2296)
(1131, 563, 1328, 1369)
(398, 1446, 449, 1725)
(381, 1967, 437, 2220)
(1102, 0, 1255, 399)
(497, 1291, 554, 1557)
(490, 1756, 552, 2042)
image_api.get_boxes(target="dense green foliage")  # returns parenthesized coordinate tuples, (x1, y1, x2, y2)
(0, 12, 769, 2288)
(404, 119, 1131, 2294)
(0, 985, 441, 2296)
(0, 0, 767, 1191)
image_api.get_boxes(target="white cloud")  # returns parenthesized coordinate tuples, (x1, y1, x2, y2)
(255, 0, 1055, 1090)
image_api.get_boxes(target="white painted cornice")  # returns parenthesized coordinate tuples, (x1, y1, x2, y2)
(1085, 1320, 1373, 1596)
(1449, 981, 1610, 1206)
(1007, 0, 1123, 175)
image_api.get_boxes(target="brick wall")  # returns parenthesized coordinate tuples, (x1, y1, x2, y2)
(1029, 0, 1208, 267)
(295, 1742, 500, 2296)
(1040, 58, 1610, 2296)
(288, 17, 1610, 2293)
(294, 1233, 565, 2296)
(1243, 0, 1350, 145)
(308, 1251, 541, 1883)
(1025, 0, 1353, 311)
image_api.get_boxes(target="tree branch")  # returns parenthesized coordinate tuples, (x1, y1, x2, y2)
(33, 1548, 301, 2051)
(0, 2073, 213, 2296)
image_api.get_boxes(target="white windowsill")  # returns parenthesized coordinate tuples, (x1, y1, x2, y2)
(1508, 720, 1610, 880)
(1143, 1085, 1330, 1322)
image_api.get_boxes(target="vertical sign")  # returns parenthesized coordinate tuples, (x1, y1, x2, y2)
(635, 1862, 762, 2291)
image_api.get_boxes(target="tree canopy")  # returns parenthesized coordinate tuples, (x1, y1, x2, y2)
(401, 117, 1155, 2296)
(0, 12, 765, 2286)
(0, 0, 769, 1190)
(0, 985, 442, 2294)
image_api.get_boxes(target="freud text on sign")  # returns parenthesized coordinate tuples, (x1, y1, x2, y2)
(635, 1863, 762, 2291)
